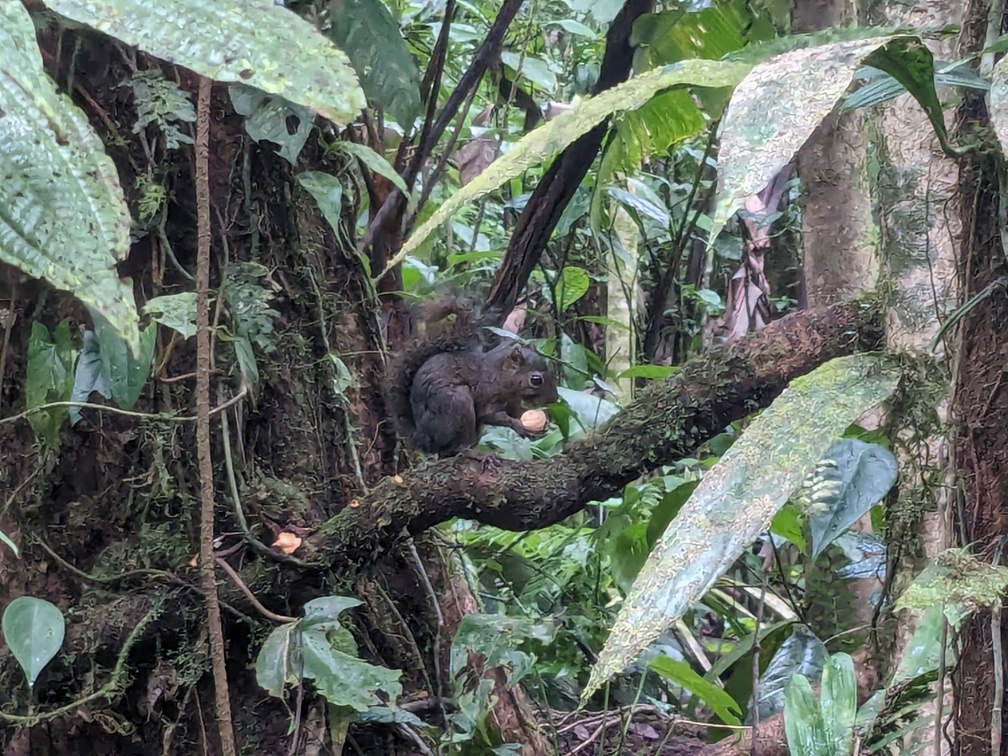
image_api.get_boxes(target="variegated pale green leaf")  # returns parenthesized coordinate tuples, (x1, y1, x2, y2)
(389, 58, 754, 276)
(583, 353, 900, 700)
(711, 36, 897, 239)
(0, 1, 138, 348)
(990, 55, 1008, 154)
(43, 0, 366, 126)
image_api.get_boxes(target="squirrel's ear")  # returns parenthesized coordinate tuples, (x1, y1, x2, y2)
(506, 343, 528, 363)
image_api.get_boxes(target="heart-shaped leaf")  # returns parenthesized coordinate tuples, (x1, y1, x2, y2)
(2, 596, 65, 688)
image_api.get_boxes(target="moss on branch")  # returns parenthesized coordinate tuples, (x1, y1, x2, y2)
(315, 299, 883, 570)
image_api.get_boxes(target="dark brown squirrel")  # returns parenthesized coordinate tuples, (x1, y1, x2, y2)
(386, 295, 559, 456)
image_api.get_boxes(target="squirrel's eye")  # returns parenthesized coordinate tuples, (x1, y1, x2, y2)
(530, 373, 543, 387)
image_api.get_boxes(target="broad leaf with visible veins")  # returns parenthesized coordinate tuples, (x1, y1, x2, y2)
(43, 0, 366, 126)
(0, 1, 138, 347)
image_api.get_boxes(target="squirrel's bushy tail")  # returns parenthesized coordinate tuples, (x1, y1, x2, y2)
(385, 335, 472, 441)
(385, 291, 501, 445)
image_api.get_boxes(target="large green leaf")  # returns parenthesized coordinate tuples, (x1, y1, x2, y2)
(43, 0, 366, 126)
(862, 39, 953, 155)
(255, 622, 297, 697)
(844, 62, 989, 116)
(631, 3, 748, 70)
(784, 673, 829, 756)
(391, 57, 755, 273)
(649, 654, 743, 725)
(711, 36, 898, 238)
(820, 653, 857, 755)
(800, 439, 898, 557)
(0, 1, 138, 348)
(2, 596, 65, 689)
(596, 88, 706, 195)
(582, 353, 900, 700)
(70, 313, 156, 419)
(255, 594, 399, 710)
(300, 629, 403, 710)
(324, 0, 421, 129)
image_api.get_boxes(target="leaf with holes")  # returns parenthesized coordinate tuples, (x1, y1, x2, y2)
(229, 85, 314, 166)
(0, 1, 138, 348)
(2, 597, 65, 688)
(43, 0, 365, 125)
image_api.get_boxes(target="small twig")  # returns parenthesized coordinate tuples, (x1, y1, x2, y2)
(214, 556, 296, 624)
(991, 600, 1003, 755)
(287, 683, 305, 756)
(0, 386, 248, 427)
(194, 75, 237, 756)
(406, 539, 446, 717)
(0, 289, 16, 415)
(36, 535, 251, 622)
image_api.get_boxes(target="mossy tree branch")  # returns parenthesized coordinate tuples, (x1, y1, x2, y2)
(315, 300, 883, 568)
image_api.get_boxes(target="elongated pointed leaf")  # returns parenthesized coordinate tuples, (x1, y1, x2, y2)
(649, 654, 742, 725)
(712, 36, 898, 238)
(43, 0, 366, 126)
(391, 58, 754, 273)
(0, 529, 18, 557)
(0, 1, 138, 348)
(820, 653, 857, 754)
(583, 354, 900, 700)
(862, 39, 950, 153)
(784, 673, 829, 756)
(755, 626, 828, 721)
(255, 622, 297, 697)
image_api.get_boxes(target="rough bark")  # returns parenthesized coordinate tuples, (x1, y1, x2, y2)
(951, 2, 1007, 747)
(792, 0, 883, 667)
(862, 1, 964, 754)
(316, 300, 884, 568)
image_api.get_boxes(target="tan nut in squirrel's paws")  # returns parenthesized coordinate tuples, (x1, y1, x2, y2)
(520, 409, 548, 433)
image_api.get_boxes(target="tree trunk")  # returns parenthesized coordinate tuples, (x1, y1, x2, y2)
(863, 0, 965, 752)
(951, 2, 1008, 752)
